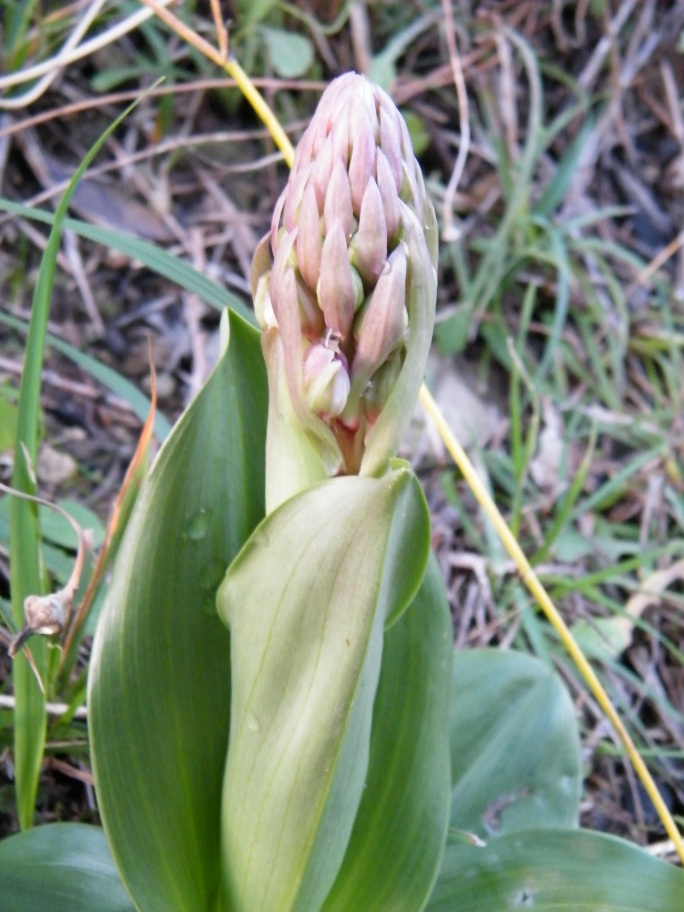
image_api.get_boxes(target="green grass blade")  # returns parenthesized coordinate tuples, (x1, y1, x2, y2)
(0, 310, 171, 441)
(534, 223, 571, 382)
(8, 89, 158, 830)
(533, 115, 594, 218)
(0, 197, 256, 325)
(570, 444, 664, 520)
(532, 424, 597, 566)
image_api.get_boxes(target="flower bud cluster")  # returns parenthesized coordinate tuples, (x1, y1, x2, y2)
(253, 72, 437, 475)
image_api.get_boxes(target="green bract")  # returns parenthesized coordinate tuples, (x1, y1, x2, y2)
(217, 469, 432, 912)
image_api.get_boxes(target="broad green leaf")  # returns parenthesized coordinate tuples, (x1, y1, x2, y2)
(450, 649, 581, 838)
(0, 499, 73, 583)
(0, 823, 135, 912)
(89, 311, 268, 912)
(427, 828, 684, 911)
(323, 553, 452, 912)
(41, 540, 82, 587)
(571, 616, 633, 662)
(218, 468, 430, 912)
(261, 26, 315, 78)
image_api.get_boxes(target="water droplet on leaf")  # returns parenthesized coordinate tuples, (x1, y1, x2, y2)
(188, 508, 211, 541)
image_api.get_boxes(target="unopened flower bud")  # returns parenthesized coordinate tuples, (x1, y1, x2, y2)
(317, 220, 357, 340)
(303, 342, 351, 418)
(324, 158, 354, 239)
(254, 272, 277, 330)
(296, 184, 323, 292)
(349, 244, 408, 406)
(349, 179, 387, 285)
(253, 72, 437, 507)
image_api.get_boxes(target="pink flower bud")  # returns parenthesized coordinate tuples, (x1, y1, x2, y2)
(349, 179, 387, 285)
(376, 151, 401, 241)
(324, 158, 354, 239)
(252, 72, 437, 487)
(296, 184, 322, 293)
(350, 244, 407, 403)
(303, 342, 351, 418)
(318, 220, 356, 340)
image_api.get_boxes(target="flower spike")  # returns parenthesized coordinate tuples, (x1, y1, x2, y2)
(253, 72, 438, 510)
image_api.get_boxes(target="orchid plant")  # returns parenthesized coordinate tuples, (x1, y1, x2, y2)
(1, 73, 683, 912)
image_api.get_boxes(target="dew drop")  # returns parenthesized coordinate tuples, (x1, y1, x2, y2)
(246, 713, 261, 733)
(188, 508, 211, 541)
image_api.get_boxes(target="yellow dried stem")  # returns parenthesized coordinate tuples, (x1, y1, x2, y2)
(138, 0, 294, 166)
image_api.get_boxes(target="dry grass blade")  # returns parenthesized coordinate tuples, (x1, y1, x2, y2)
(626, 231, 684, 299)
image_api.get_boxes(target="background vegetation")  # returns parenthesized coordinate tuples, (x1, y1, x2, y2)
(0, 0, 682, 859)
